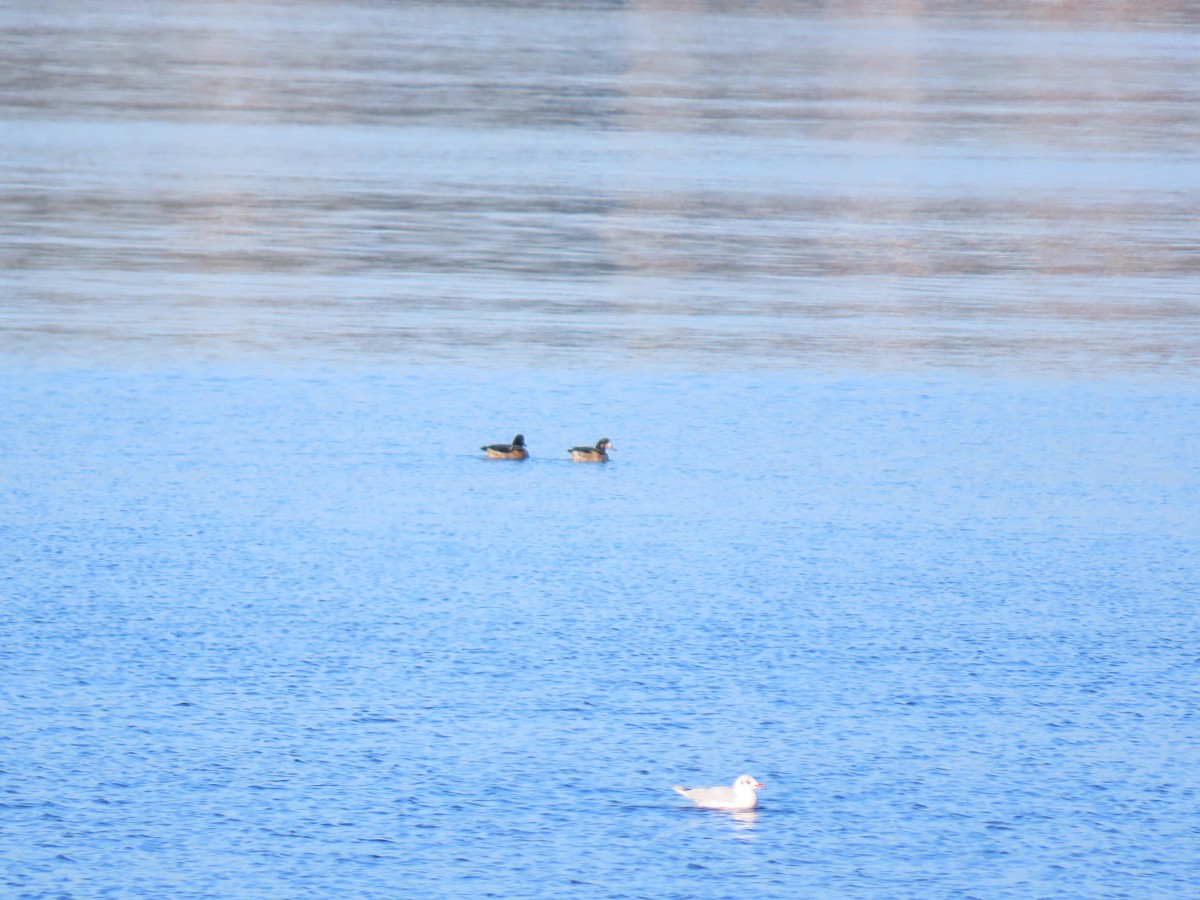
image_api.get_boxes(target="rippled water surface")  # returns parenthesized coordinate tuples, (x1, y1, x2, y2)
(3, 2, 1199, 898)
(4, 367, 1198, 898)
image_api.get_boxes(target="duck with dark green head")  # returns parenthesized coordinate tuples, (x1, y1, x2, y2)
(482, 434, 528, 460)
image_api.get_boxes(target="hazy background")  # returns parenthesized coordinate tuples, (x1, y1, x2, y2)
(2, 0, 1197, 372)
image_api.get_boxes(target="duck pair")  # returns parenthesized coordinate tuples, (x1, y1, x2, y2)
(481, 434, 614, 463)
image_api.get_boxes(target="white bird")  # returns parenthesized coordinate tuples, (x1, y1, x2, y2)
(673, 774, 765, 810)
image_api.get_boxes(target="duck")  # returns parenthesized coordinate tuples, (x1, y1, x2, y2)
(568, 438, 614, 462)
(481, 434, 528, 460)
(673, 774, 765, 811)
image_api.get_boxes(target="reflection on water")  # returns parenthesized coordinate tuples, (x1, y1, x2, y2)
(1, 1, 1198, 372)
(729, 809, 758, 836)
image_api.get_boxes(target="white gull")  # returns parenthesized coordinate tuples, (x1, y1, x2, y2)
(673, 774, 765, 810)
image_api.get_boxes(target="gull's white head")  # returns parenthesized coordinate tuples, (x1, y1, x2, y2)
(736, 774, 765, 791)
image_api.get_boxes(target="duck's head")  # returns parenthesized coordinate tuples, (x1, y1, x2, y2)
(596, 438, 613, 451)
(512, 434, 526, 446)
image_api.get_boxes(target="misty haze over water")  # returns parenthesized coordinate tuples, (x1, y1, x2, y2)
(2, 0, 1197, 372)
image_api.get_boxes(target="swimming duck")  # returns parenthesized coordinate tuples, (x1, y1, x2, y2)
(673, 774, 765, 811)
(482, 434, 528, 460)
(568, 438, 613, 462)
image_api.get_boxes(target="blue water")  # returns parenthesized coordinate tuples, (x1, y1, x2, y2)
(3, 366, 1197, 897)
(4, 0, 1200, 895)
